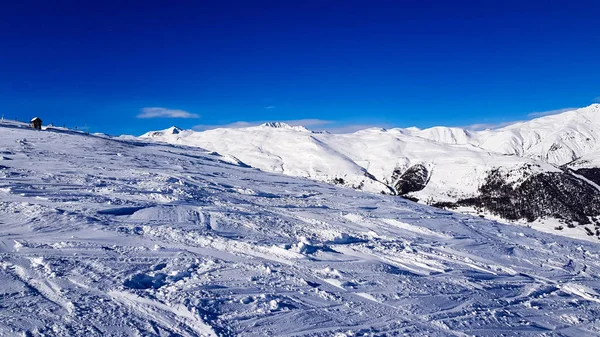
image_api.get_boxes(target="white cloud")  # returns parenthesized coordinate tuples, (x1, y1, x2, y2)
(316, 124, 391, 134)
(464, 106, 583, 130)
(191, 105, 587, 134)
(464, 121, 522, 131)
(193, 119, 333, 131)
(137, 107, 199, 119)
(192, 119, 391, 134)
(193, 121, 256, 130)
(264, 106, 276, 109)
(527, 107, 577, 118)
(286, 119, 333, 127)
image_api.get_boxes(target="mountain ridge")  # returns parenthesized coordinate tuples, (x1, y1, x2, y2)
(141, 104, 600, 237)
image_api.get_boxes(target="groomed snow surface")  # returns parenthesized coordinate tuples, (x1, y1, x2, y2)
(2, 122, 600, 336)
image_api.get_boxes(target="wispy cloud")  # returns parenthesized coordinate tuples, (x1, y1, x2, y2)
(193, 119, 333, 131)
(264, 106, 276, 110)
(193, 119, 392, 134)
(137, 107, 199, 119)
(192, 121, 256, 130)
(527, 107, 577, 118)
(464, 121, 522, 131)
(316, 124, 392, 134)
(463, 106, 583, 130)
(177, 102, 597, 133)
(285, 119, 333, 127)
(594, 97, 600, 103)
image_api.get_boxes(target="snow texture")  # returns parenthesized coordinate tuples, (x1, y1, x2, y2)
(2, 121, 600, 336)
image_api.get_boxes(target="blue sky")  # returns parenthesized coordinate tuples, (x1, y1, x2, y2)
(1, 0, 599, 135)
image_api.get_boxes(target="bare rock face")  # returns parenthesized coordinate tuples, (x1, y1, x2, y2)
(393, 164, 429, 195)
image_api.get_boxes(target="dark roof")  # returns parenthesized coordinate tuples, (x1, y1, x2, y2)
(31, 117, 42, 122)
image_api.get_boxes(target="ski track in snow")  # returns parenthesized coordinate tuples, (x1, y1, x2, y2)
(1, 121, 600, 336)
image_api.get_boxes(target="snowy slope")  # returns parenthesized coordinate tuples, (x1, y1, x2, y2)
(3, 122, 600, 335)
(142, 123, 392, 194)
(142, 123, 559, 202)
(141, 104, 600, 232)
(317, 128, 560, 202)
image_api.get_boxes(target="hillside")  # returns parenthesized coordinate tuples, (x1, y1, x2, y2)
(2, 122, 600, 335)
(142, 105, 600, 238)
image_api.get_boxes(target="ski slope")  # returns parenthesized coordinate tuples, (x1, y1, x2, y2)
(2, 121, 600, 336)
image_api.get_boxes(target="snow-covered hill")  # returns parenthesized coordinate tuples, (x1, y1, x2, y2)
(4, 121, 600, 335)
(141, 104, 600, 234)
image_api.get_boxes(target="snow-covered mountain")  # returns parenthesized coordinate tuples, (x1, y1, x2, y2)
(4, 117, 600, 335)
(411, 104, 600, 165)
(142, 104, 600, 233)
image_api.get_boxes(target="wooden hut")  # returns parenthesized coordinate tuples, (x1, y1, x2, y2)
(30, 117, 42, 130)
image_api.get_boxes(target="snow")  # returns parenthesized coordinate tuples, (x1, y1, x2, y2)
(139, 104, 600, 241)
(142, 123, 392, 194)
(141, 115, 562, 203)
(410, 104, 600, 166)
(2, 121, 600, 335)
(259, 121, 311, 132)
(453, 206, 600, 243)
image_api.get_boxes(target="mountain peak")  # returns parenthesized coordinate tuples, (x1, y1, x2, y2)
(165, 126, 182, 134)
(260, 122, 310, 132)
(141, 126, 183, 138)
(261, 122, 292, 128)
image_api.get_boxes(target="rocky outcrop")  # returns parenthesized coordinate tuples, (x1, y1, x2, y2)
(392, 164, 429, 195)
